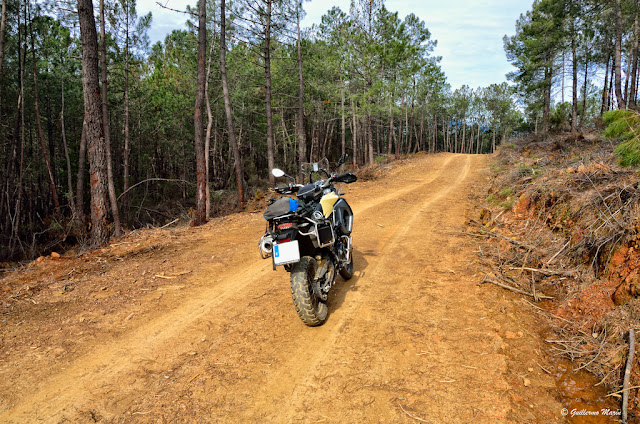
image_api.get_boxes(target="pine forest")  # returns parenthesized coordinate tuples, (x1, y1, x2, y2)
(0, 0, 638, 260)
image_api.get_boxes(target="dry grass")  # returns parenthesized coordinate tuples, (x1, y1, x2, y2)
(470, 132, 640, 412)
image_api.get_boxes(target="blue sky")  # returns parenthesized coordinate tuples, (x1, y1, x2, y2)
(138, 0, 534, 90)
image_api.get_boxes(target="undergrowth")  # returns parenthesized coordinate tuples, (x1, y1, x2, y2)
(603, 110, 640, 167)
(472, 132, 640, 418)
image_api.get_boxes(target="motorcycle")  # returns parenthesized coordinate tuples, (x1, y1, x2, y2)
(258, 155, 357, 326)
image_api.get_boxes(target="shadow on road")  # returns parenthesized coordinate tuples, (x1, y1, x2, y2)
(327, 247, 368, 318)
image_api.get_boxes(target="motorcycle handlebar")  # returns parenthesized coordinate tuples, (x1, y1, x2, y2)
(275, 184, 300, 194)
(331, 172, 357, 184)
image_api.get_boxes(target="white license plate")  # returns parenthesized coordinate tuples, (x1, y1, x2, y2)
(273, 240, 300, 266)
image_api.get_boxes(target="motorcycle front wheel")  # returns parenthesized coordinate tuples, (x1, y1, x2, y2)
(339, 255, 354, 280)
(290, 256, 328, 326)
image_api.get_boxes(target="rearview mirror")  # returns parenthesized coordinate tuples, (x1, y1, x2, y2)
(337, 154, 349, 167)
(272, 168, 285, 178)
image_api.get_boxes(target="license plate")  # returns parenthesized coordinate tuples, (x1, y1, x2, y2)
(273, 240, 300, 266)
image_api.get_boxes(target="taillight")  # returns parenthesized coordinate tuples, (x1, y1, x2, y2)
(279, 238, 291, 243)
(277, 223, 293, 230)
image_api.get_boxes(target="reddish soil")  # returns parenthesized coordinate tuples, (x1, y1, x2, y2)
(0, 154, 572, 423)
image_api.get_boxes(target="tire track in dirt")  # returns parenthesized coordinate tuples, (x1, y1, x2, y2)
(272, 153, 511, 423)
(0, 257, 273, 422)
(351, 154, 455, 216)
(243, 155, 474, 422)
(1, 153, 564, 423)
(0, 154, 461, 423)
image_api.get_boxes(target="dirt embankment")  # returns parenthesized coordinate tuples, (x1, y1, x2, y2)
(475, 133, 640, 422)
(1, 153, 577, 423)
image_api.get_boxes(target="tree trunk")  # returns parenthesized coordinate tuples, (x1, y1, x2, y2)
(636, 61, 640, 107)
(205, 31, 214, 219)
(100, 0, 121, 235)
(542, 63, 552, 134)
(394, 118, 401, 158)
(45, 68, 55, 180)
(264, 0, 275, 186)
(625, 51, 632, 107)
(432, 115, 437, 153)
(30, 10, 60, 214)
(76, 120, 87, 221)
(492, 127, 496, 153)
(445, 120, 449, 152)
(296, 2, 306, 179)
(0, 0, 7, 110)
(12, 91, 25, 252)
(601, 51, 611, 116)
(454, 125, 458, 153)
(351, 98, 358, 166)
(322, 119, 335, 160)
(221, 0, 244, 208)
(614, 0, 626, 109)
(409, 91, 416, 154)
(388, 99, 393, 156)
(609, 60, 615, 111)
(122, 2, 131, 222)
(461, 119, 466, 153)
(9, 8, 24, 251)
(404, 105, 410, 155)
(581, 54, 589, 127)
(5, 90, 21, 237)
(193, 0, 207, 225)
(60, 70, 75, 213)
(561, 51, 565, 104)
(368, 114, 374, 164)
(630, 13, 639, 110)
(571, 27, 578, 132)
(419, 110, 424, 152)
(296, 5, 306, 182)
(340, 78, 346, 157)
(78, 0, 109, 246)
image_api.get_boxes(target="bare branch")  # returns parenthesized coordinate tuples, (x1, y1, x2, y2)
(155, 1, 196, 16)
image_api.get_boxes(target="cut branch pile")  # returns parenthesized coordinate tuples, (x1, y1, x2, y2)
(471, 133, 640, 417)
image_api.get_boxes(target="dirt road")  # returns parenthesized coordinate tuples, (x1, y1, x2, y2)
(0, 153, 565, 423)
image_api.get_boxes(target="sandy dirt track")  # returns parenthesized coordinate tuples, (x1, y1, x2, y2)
(0, 153, 567, 423)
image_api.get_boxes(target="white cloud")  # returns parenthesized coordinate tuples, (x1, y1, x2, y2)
(137, 0, 192, 44)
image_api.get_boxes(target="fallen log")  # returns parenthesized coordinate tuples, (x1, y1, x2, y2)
(622, 328, 636, 424)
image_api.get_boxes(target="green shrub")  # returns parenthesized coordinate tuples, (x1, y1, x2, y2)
(517, 163, 540, 177)
(550, 102, 571, 129)
(499, 187, 514, 197)
(602, 109, 635, 126)
(487, 187, 515, 210)
(602, 110, 640, 167)
(615, 138, 640, 167)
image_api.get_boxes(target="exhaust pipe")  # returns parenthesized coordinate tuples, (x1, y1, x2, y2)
(259, 234, 274, 258)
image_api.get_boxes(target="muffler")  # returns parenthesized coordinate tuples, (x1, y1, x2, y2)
(259, 234, 274, 258)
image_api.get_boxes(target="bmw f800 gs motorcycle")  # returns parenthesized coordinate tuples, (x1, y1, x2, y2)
(258, 156, 357, 326)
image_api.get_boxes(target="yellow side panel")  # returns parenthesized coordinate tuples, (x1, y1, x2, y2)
(320, 192, 339, 218)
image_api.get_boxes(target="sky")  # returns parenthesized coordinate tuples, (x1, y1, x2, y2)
(137, 0, 534, 90)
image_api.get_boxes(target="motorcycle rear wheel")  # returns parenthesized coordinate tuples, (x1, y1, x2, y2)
(290, 256, 328, 326)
